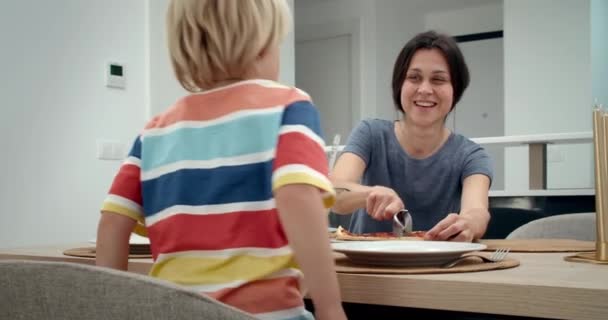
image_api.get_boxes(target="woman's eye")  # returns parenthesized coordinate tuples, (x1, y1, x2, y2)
(407, 75, 420, 81)
(432, 78, 447, 83)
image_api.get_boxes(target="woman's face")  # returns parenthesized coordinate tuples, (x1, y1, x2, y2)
(400, 48, 454, 127)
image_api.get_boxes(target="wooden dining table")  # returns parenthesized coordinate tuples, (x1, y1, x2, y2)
(1, 243, 607, 320)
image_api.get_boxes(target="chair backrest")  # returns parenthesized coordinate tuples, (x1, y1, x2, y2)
(484, 207, 547, 239)
(506, 212, 596, 241)
(0, 260, 257, 320)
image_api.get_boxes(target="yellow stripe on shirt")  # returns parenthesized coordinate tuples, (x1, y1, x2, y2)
(272, 172, 336, 208)
(101, 202, 148, 236)
(149, 253, 299, 285)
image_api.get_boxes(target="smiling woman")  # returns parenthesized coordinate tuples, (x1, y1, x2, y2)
(330, 31, 493, 243)
(398, 48, 455, 134)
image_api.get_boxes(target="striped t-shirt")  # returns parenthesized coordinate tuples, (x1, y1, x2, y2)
(101, 79, 335, 320)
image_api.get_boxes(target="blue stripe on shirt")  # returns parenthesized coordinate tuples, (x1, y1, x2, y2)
(281, 101, 322, 136)
(142, 160, 273, 215)
(141, 111, 282, 171)
(128, 136, 142, 159)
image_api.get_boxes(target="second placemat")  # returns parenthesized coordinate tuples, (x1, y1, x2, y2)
(480, 239, 595, 252)
(334, 253, 519, 274)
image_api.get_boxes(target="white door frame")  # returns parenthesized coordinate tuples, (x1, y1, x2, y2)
(295, 19, 362, 135)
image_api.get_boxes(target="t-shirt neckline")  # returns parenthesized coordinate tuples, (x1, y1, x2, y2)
(389, 120, 455, 163)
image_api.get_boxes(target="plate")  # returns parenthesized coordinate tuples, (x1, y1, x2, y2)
(331, 240, 486, 267)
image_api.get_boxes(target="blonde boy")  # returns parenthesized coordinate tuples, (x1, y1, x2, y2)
(95, 1, 346, 319)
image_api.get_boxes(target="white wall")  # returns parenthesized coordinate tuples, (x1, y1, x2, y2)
(295, 0, 377, 121)
(147, 0, 187, 117)
(0, 0, 147, 248)
(504, 0, 593, 191)
(592, 0, 608, 107)
(424, 3, 502, 36)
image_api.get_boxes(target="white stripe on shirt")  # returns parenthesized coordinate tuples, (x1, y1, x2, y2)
(146, 199, 276, 227)
(278, 125, 326, 149)
(103, 194, 143, 214)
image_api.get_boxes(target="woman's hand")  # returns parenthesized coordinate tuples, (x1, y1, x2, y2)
(424, 213, 477, 242)
(366, 186, 404, 221)
(427, 174, 491, 241)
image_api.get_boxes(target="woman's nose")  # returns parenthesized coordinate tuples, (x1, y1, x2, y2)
(417, 80, 433, 94)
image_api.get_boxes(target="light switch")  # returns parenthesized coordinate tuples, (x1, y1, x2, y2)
(97, 140, 127, 160)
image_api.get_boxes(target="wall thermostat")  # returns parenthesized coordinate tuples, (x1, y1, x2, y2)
(106, 62, 125, 89)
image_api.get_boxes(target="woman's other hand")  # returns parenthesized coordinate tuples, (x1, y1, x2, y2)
(424, 213, 477, 242)
(366, 186, 404, 221)
(428, 174, 491, 241)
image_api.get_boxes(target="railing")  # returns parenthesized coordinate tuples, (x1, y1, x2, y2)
(326, 131, 594, 192)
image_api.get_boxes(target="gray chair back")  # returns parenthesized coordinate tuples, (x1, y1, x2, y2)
(0, 260, 257, 320)
(506, 212, 596, 241)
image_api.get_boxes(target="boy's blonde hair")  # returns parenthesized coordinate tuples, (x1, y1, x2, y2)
(167, 0, 291, 92)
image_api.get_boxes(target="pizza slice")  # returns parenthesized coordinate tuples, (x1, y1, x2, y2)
(333, 226, 426, 241)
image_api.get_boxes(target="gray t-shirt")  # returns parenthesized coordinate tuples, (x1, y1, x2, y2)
(344, 119, 493, 233)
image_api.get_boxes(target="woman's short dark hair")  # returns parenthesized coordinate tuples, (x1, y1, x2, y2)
(391, 30, 470, 113)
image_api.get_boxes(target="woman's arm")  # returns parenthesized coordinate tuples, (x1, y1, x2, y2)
(425, 174, 491, 241)
(329, 153, 369, 214)
(330, 153, 404, 220)
(459, 174, 491, 239)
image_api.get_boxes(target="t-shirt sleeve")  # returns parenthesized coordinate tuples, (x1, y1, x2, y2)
(272, 100, 335, 208)
(342, 119, 373, 165)
(100, 135, 147, 235)
(462, 143, 494, 186)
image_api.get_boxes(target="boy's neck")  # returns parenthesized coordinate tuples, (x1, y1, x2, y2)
(207, 77, 275, 90)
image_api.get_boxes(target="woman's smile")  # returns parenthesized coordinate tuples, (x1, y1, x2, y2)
(413, 100, 438, 108)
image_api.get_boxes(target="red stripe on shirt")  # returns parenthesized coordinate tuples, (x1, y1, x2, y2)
(108, 164, 142, 205)
(147, 209, 288, 256)
(274, 131, 329, 177)
(146, 84, 310, 129)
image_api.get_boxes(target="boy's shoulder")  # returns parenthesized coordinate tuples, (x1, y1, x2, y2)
(247, 80, 312, 105)
(225, 79, 312, 106)
(143, 80, 313, 132)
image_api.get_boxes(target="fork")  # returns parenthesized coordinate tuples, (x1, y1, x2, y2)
(328, 134, 341, 171)
(441, 248, 510, 268)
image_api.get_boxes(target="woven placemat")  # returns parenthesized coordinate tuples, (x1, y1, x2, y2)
(63, 247, 152, 259)
(480, 239, 595, 252)
(334, 253, 519, 274)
